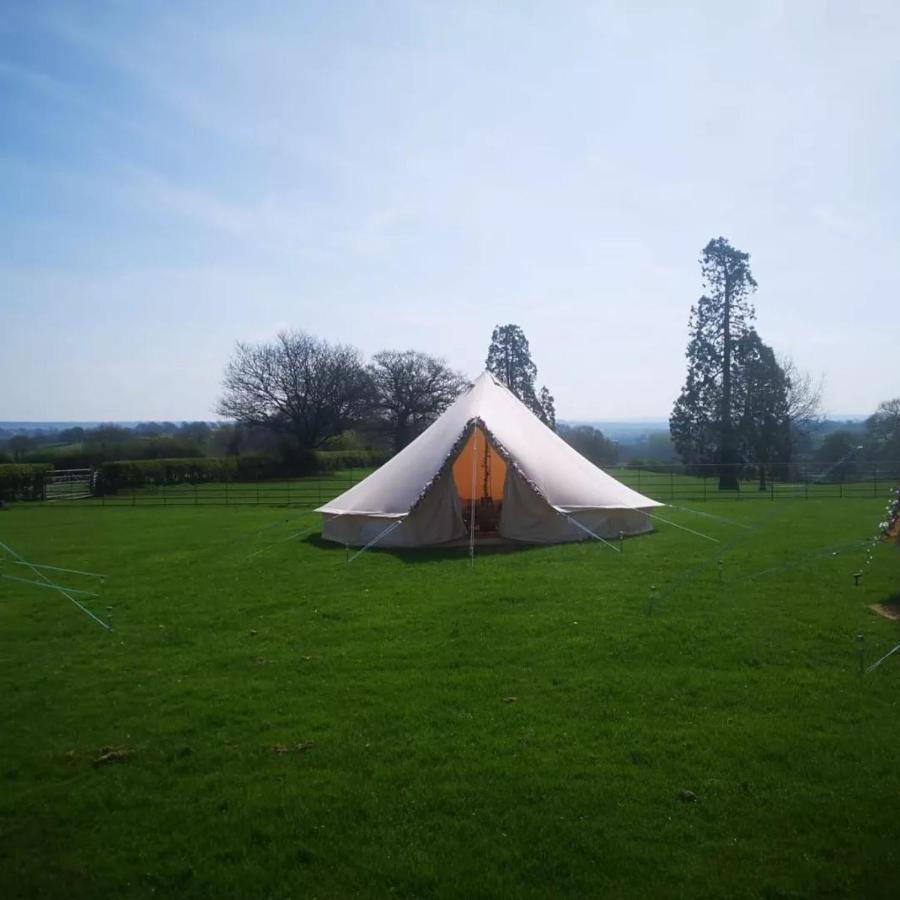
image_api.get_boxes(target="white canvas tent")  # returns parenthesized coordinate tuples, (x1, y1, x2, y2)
(317, 371, 663, 548)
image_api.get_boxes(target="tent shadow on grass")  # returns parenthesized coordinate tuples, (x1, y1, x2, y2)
(301, 532, 556, 563)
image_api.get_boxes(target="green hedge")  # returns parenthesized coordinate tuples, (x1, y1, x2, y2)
(25, 437, 204, 469)
(0, 464, 53, 501)
(95, 450, 387, 492)
(0, 451, 391, 498)
(313, 449, 389, 471)
(95, 457, 285, 492)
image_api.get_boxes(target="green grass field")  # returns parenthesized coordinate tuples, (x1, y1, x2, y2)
(1, 498, 899, 898)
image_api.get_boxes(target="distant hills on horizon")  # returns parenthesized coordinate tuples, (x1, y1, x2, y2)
(1, 415, 872, 441)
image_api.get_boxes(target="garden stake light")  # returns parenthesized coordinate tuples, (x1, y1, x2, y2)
(646, 585, 659, 616)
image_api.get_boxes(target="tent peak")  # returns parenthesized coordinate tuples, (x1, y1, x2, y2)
(472, 370, 506, 388)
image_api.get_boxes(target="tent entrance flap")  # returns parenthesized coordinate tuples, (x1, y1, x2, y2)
(451, 425, 507, 535)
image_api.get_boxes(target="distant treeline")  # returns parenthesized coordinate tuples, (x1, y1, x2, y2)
(2, 413, 894, 480)
(0, 421, 387, 470)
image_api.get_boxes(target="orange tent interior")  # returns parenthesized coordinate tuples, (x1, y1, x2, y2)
(451, 426, 507, 533)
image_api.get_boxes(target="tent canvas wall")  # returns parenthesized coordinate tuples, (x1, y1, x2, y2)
(317, 371, 662, 548)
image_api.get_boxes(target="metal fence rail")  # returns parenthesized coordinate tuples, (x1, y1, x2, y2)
(28, 462, 900, 508)
(57, 475, 368, 509)
(607, 467, 897, 502)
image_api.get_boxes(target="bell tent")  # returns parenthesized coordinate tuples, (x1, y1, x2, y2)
(318, 371, 662, 548)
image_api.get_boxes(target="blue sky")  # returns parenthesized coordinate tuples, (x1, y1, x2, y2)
(1, 1, 898, 421)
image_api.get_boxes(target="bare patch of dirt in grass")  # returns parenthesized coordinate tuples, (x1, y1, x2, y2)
(92, 746, 134, 767)
(271, 742, 314, 754)
(870, 593, 900, 621)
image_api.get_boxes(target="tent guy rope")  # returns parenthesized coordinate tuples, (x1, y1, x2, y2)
(0, 572, 100, 598)
(0, 539, 111, 631)
(347, 519, 406, 563)
(630, 508, 720, 543)
(563, 514, 622, 552)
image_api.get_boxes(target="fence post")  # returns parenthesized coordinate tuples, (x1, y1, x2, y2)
(256, 482, 260, 505)
(225, 481, 229, 506)
(873, 466, 878, 498)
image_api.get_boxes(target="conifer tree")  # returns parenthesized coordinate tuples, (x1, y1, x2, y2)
(485, 324, 555, 428)
(670, 238, 758, 489)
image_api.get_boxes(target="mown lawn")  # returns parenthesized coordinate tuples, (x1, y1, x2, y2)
(1, 498, 898, 899)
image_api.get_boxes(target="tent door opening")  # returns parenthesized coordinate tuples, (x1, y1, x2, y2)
(451, 425, 508, 537)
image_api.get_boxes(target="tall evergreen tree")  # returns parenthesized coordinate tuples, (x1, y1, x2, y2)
(670, 238, 757, 489)
(485, 324, 556, 428)
(735, 330, 791, 490)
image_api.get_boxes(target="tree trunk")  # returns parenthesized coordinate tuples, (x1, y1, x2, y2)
(393, 414, 409, 454)
(719, 269, 739, 490)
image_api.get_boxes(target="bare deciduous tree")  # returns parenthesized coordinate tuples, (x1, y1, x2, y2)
(780, 356, 824, 428)
(217, 331, 371, 449)
(368, 350, 467, 453)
